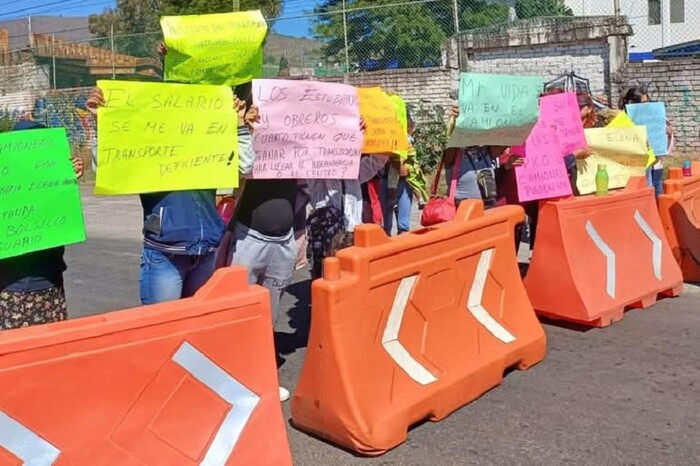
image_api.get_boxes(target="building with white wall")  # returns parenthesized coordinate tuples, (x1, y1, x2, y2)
(565, 0, 699, 54)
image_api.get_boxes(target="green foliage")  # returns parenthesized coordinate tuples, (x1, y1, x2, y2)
(516, 0, 573, 18)
(313, 0, 573, 68)
(313, 0, 448, 68)
(408, 102, 448, 173)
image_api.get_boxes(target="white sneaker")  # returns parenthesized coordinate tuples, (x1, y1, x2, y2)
(279, 386, 290, 402)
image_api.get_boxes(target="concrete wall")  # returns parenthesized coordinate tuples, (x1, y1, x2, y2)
(310, 67, 456, 119)
(614, 58, 700, 154)
(465, 41, 610, 95)
(457, 16, 632, 99)
(0, 62, 50, 94)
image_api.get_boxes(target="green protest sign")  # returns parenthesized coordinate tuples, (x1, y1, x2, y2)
(448, 72, 543, 148)
(0, 127, 86, 259)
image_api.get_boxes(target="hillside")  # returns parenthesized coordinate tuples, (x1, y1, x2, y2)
(264, 32, 324, 68)
(0, 15, 323, 67)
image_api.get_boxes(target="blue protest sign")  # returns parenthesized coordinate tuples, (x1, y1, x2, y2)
(626, 102, 668, 156)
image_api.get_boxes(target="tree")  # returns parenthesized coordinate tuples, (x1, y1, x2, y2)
(312, 0, 574, 70)
(515, 0, 573, 19)
(89, 0, 282, 56)
(312, 1, 515, 69)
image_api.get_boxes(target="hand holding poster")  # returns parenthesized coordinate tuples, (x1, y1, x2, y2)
(576, 126, 649, 195)
(161, 10, 267, 86)
(0, 128, 86, 259)
(95, 80, 238, 195)
(512, 122, 572, 202)
(357, 87, 408, 155)
(448, 73, 543, 148)
(252, 79, 363, 179)
(387, 94, 409, 159)
(625, 102, 668, 156)
(607, 110, 656, 167)
(538, 92, 587, 155)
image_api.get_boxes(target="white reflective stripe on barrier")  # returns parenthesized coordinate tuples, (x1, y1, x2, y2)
(586, 221, 616, 299)
(173, 341, 261, 466)
(0, 410, 60, 466)
(381, 275, 438, 386)
(634, 210, 663, 280)
(467, 249, 516, 344)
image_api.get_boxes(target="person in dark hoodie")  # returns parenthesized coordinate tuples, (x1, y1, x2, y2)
(0, 121, 84, 330)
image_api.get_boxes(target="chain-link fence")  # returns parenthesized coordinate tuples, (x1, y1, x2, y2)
(0, 0, 587, 89)
(0, 0, 696, 155)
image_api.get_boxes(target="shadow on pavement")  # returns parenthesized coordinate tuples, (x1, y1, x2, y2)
(275, 277, 313, 367)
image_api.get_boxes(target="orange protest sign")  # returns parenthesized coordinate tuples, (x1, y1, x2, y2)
(357, 87, 408, 155)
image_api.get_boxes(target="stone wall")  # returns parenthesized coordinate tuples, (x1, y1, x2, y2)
(614, 58, 700, 154)
(310, 67, 455, 119)
(465, 41, 609, 95)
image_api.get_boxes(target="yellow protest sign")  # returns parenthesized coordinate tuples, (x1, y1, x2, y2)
(387, 94, 409, 159)
(95, 80, 238, 195)
(357, 87, 409, 155)
(576, 126, 648, 195)
(606, 111, 656, 168)
(161, 10, 268, 86)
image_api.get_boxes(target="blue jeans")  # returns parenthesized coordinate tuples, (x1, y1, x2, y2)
(380, 177, 413, 235)
(139, 248, 216, 305)
(646, 165, 664, 197)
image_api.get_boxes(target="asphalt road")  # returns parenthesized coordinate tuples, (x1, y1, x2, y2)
(64, 187, 700, 465)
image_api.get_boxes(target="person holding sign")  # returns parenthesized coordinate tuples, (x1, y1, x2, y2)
(86, 85, 253, 305)
(380, 112, 425, 235)
(444, 106, 521, 209)
(0, 121, 84, 330)
(620, 87, 674, 196)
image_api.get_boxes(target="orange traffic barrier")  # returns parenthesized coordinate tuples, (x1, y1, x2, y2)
(525, 181, 683, 327)
(292, 200, 546, 455)
(658, 162, 700, 282)
(0, 267, 291, 466)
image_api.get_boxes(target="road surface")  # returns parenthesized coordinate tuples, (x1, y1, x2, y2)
(64, 188, 700, 465)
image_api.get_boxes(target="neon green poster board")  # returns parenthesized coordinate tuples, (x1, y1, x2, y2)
(161, 10, 268, 86)
(0, 127, 86, 259)
(95, 80, 238, 195)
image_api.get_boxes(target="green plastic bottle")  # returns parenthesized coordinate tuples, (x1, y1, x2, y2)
(595, 164, 609, 196)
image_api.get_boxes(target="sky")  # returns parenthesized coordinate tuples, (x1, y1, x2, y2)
(0, 0, 320, 38)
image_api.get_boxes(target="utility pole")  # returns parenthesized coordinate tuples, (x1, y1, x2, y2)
(28, 16, 33, 48)
(342, 0, 350, 72)
(613, 0, 621, 21)
(232, 0, 240, 11)
(110, 23, 116, 80)
(51, 34, 56, 89)
(452, 0, 459, 35)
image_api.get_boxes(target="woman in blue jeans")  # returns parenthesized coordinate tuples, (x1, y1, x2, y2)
(380, 173, 413, 235)
(86, 88, 254, 305)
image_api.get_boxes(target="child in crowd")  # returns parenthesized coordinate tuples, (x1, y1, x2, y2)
(86, 45, 257, 305)
(0, 121, 84, 330)
(380, 112, 427, 235)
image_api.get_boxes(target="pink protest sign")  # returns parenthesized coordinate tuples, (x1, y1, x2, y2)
(513, 122, 572, 202)
(251, 79, 363, 179)
(539, 92, 587, 156)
